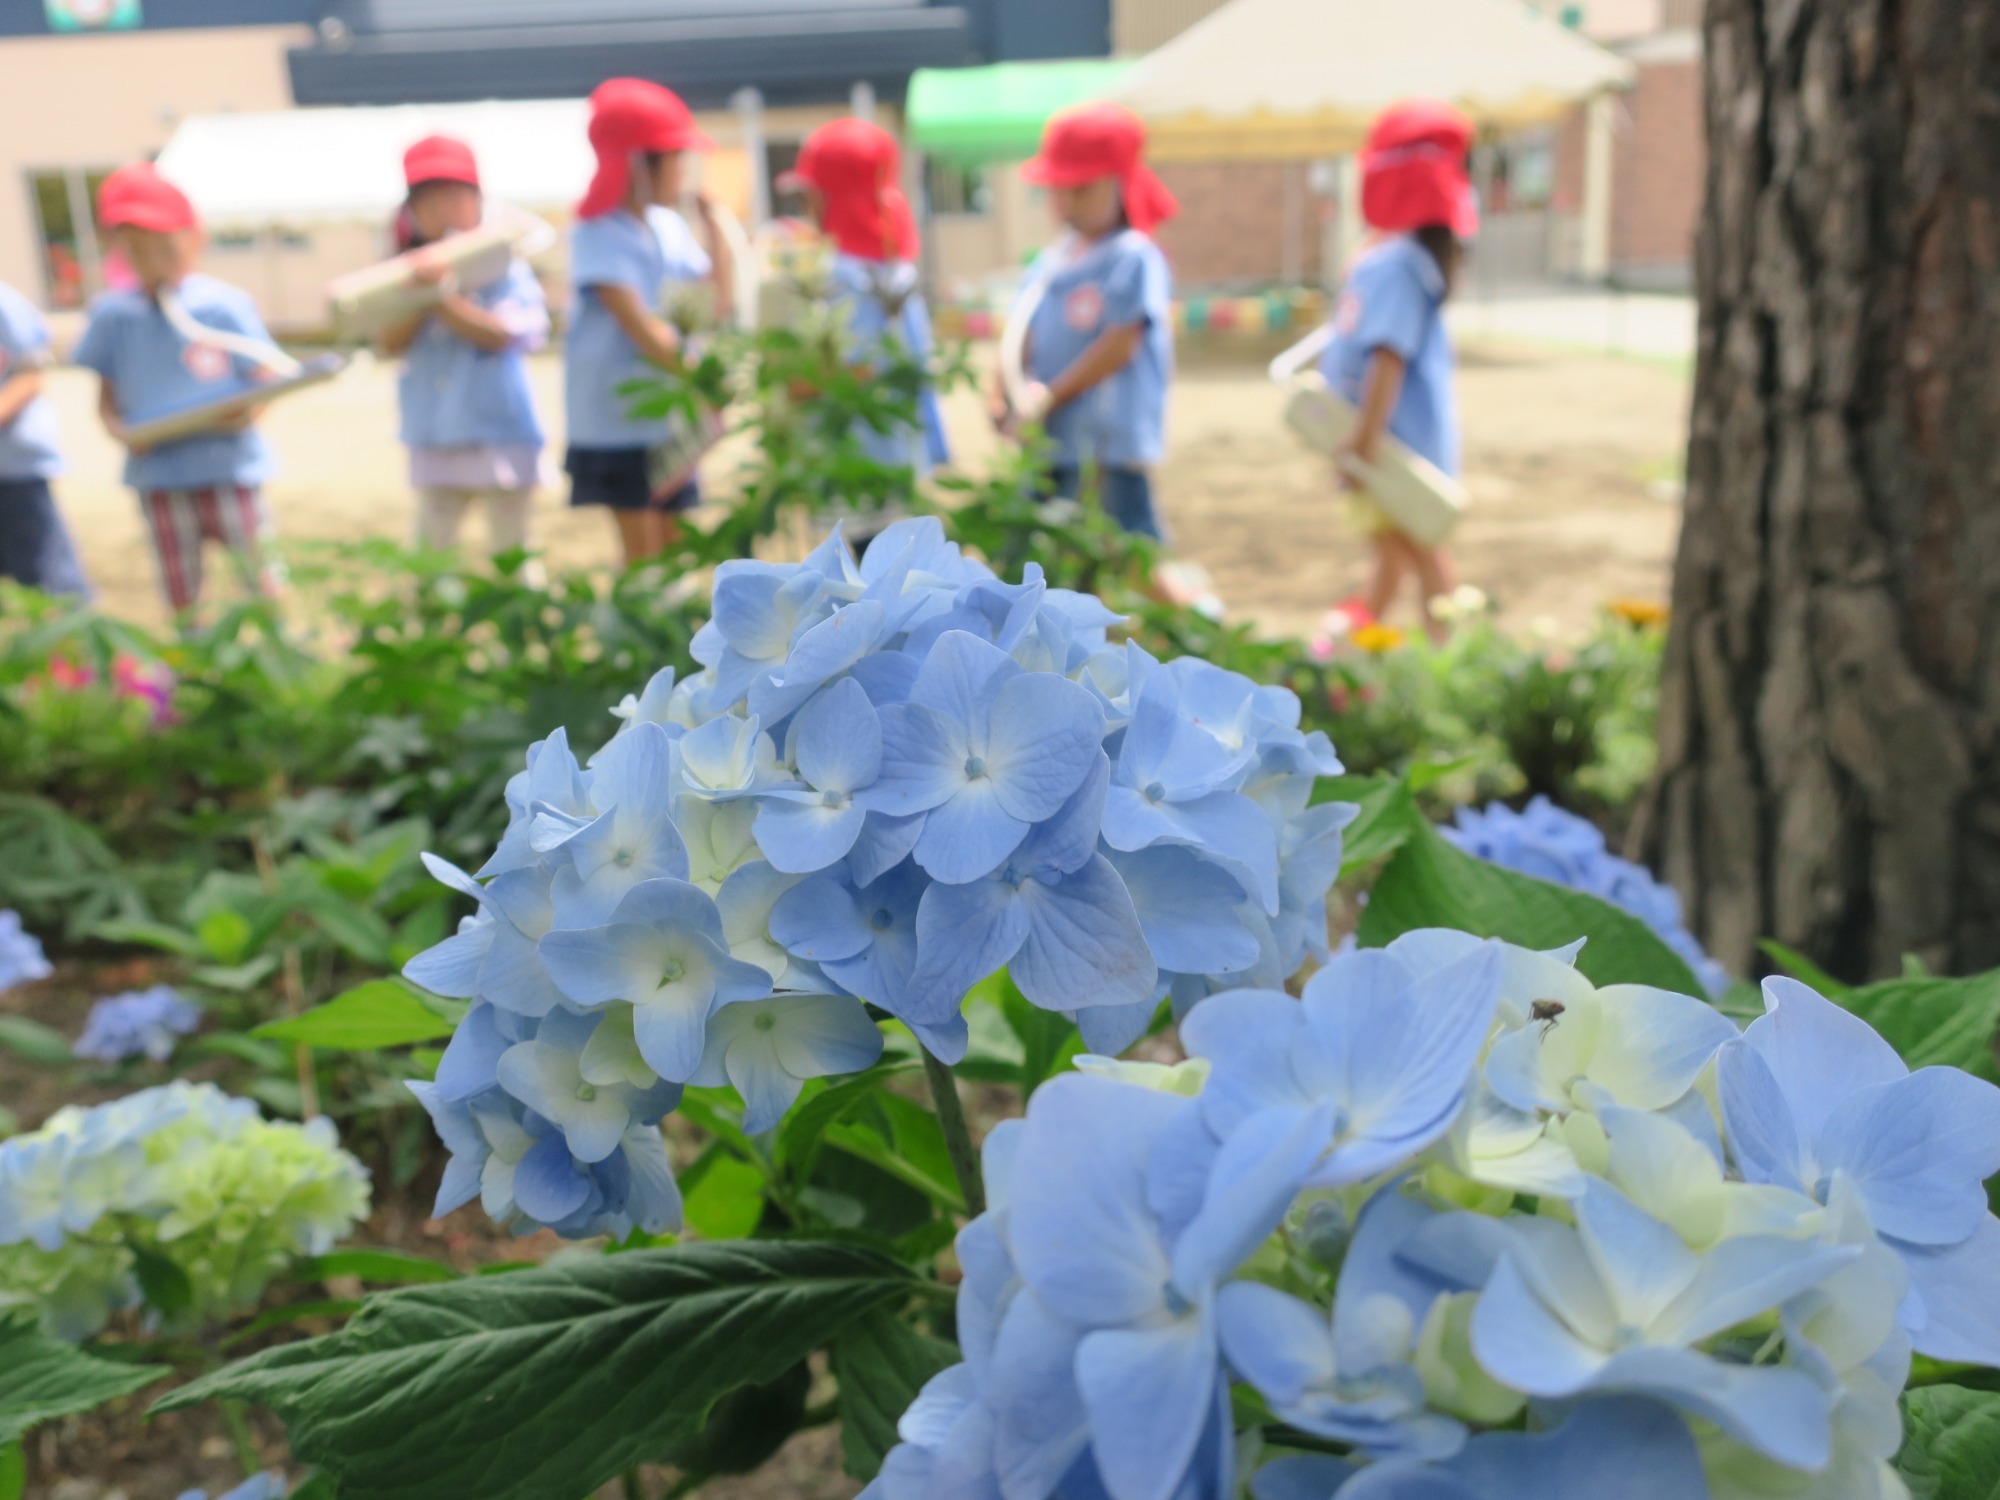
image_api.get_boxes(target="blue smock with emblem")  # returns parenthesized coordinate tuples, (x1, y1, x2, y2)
(564, 205, 711, 450)
(828, 252, 949, 472)
(1021, 228, 1173, 471)
(397, 259, 547, 450)
(1320, 235, 1460, 478)
(0, 283, 62, 480)
(71, 273, 276, 490)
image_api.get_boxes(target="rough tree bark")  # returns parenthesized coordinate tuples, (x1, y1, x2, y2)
(1635, 0, 2000, 983)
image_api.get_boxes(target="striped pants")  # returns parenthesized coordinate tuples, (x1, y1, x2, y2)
(138, 485, 282, 613)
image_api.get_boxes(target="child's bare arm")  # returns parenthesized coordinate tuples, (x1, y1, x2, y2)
(1046, 323, 1144, 411)
(693, 195, 734, 325)
(0, 368, 42, 428)
(96, 376, 151, 454)
(1348, 347, 1408, 463)
(593, 284, 682, 367)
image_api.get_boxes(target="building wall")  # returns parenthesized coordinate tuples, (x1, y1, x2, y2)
(0, 23, 303, 309)
(1148, 160, 1325, 291)
(1555, 34, 1704, 285)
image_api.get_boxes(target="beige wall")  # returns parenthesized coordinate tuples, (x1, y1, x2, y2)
(1112, 0, 1235, 54)
(0, 24, 304, 312)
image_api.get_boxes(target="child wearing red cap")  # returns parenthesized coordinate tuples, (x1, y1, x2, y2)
(378, 135, 550, 573)
(1011, 102, 1179, 540)
(1320, 101, 1478, 642)
(73, 161, 284, 615)
(786, 117, 949, 485)
(565, 78, 733, 567)
(0, 279, 90, 599)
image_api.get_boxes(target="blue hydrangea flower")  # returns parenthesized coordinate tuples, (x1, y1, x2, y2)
(1444, 798, 1730, 997)
(1719, 976, 2000, 1365)
(0, 909, 52, 990)
(538, 878, 773, 1083)
(753, 677, 884, 873)
(177, 1472, 286, 1500)
(74, 985, 201, 1063)
(687, 992, 884, 1132)
(867, 631, 1106, 884)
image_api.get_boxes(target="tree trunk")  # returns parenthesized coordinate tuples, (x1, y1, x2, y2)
(1636, 0, 2000, 983)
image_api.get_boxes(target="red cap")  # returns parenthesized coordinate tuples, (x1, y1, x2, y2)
(578, 78, 715, 219)
(1020, 102, 1179, 234)
(785, 118, 918, 262)
(97, 162, 198, 235)
(404, 134, 480, 189)
(1360, 100, 1479, 239)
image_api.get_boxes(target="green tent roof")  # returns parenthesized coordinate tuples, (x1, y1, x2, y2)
(907, 59, 1138, 165)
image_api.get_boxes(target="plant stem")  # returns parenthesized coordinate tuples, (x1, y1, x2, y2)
(219, 1397, 261, 1479)
(920, 1045, 986, 1218)
(252, 820, 319, 1120)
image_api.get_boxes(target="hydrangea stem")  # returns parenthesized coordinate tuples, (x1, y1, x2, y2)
(921, 1045, 987, 1219)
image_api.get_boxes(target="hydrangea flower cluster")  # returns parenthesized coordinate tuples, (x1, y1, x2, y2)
(74, 985, 202, 1064)
(402, 519, 1353, 1237)
(0, 1082, 370, 1339)
(1444, 796, 1730, 998)
(0, 909, 53, 990)
(869, 938, 2000, 1500)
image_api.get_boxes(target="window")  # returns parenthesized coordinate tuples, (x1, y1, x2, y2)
(766, 141, 806, 220)
(925, 160, 990, 218)
(26, 167, 114, 309)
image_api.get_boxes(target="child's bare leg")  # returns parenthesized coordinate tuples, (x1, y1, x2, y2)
(1365, 529, 1409, 620)
(1409, 540, 1458, 644)
(612, 510, 656, 567)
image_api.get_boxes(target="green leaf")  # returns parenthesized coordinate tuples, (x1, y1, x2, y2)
(131, 1246, 194, 1317)
(252, 980, 456, 1051)
(1837, 971, 2000, 1081)
(155, 1241, 920, 1500)
(0, 1314, 167, 1443)
(304, 897, 396, 967)
(831, 1311, 959, 1480)
(1330, 775, 1425, 875)
(657, 1361, 811, 1478)
(999, 977, 1083, 1091)
(89, 917, 206, 958)
(777, 1064, 920, 1177)
(197, 908, 254, 965)
(1357, 820, 1705, 994)
(0, 1439, 21, 1500)
(1897, 1384, 2000, 1499)
(295, 1249, 459, 1286)
(1758, 939, 1852, 998)
(0, 1016, 71, 1068)
(681, 1150, 767, 1241)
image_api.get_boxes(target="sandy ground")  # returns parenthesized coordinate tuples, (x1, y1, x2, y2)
(35, 339, 1687, 641)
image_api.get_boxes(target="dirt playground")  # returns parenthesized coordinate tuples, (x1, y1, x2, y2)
(36, 339, 1689, 642)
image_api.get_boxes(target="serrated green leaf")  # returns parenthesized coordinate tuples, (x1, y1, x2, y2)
(657, 1362, 810, 1478)
(1357, 819, 1705, 994)
(0, 1314, 167, 1443)
(0, 1016, 71, 1068)
(296, 1249, 459, 1286)
(1831, 972, 2000, 1080)
(155, 1241, 919, 1500)
(1897, 1384, 2000, 1500)
(831, 1311, 959, 1479)
(252, 980, 456, 1051)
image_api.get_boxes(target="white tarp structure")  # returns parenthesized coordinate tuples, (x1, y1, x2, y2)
(1112, 0, 1635, 161)
(155, 100, 594, 226)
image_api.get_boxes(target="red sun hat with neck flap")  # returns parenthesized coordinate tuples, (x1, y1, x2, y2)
(785, 117, 919, 262)
(404, 134, 480, 189)
(578, 78, 715, 220)
(1020, 102, 1179, 234)
(1359, 99, 1480, 239)
(97, 162, 198, 235)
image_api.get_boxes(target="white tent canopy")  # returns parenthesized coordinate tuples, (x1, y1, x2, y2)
(155, 100, 595, 226)
(1112, 0, 1636, 161)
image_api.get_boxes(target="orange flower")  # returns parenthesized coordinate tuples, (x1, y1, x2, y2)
(1608, 598, 1670, 628)
(1351, 623, 1407, 654)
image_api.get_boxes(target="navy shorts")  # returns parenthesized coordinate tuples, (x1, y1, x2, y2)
(0, 476, 91, 598)
(564, 446, 699, 514)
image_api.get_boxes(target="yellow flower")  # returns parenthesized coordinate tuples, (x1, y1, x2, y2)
(1608, 598, 1670, 628)
(1350, 623, 1407, 654)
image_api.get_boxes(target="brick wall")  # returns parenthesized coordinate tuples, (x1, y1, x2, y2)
(1147, 160, 1327, 290)
(1555, 41, 1705, 284)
